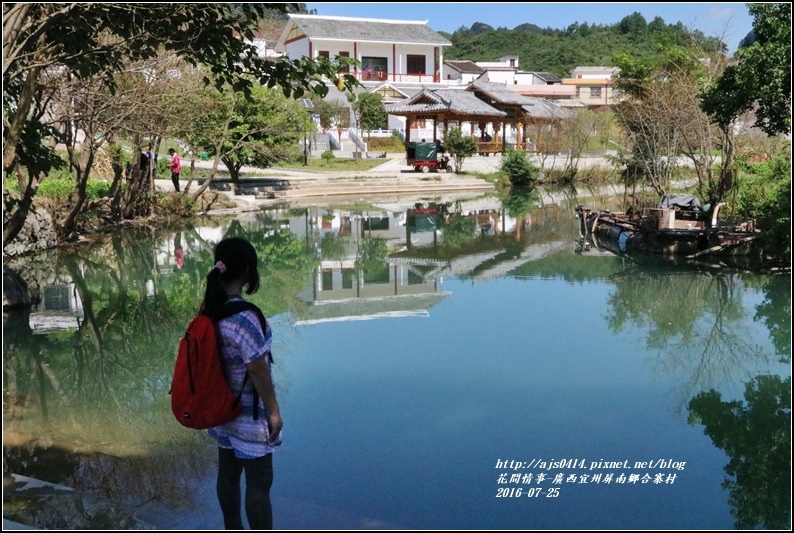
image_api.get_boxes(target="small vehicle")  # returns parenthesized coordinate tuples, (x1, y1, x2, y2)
(406, 141, 453, 173)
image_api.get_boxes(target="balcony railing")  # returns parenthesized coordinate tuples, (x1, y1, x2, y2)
(353, 72, 440, 83)
(477, 142, 502, 154)
(477, 141, 539, 155)
(360, 69, 388, 81)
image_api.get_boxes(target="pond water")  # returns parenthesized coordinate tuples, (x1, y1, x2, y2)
(3, 190, 791, 530)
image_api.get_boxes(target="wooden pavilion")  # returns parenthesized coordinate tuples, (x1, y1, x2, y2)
(466, 80, 575, 153)
(385, 87, 506, 155)
(386, 81, 574, 155)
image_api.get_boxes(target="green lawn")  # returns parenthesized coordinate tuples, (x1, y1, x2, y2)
(275, 157, 397, 172)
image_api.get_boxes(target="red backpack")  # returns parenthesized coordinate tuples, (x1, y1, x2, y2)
(169, 301, 266, 430)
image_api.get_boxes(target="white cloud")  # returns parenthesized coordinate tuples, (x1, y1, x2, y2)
(709, 7, 734, 21)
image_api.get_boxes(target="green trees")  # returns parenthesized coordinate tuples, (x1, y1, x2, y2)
(444, 127, 478, 173)
(313, 97, 349, 133)
(3, 3, 356, 247)
(499, 150, 539, 187)
(699, 3, 791, 260)
(701, 3, 791, 137)
(167, 75, 313, 195)
(736, 157, 791, 259)
(445, 14, 724, 77)
(348, 92, 387, 156)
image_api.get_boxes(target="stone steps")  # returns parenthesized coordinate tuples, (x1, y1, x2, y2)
(247, 175, 494, 200)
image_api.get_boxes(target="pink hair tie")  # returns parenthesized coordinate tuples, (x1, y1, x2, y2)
(214, 261, 227, 274)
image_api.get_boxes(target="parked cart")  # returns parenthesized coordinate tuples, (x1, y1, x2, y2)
(406, 141, 452, 173)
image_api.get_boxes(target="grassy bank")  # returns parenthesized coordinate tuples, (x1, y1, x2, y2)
(275, 157, 395, 172)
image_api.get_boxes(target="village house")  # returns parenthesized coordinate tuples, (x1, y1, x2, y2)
(444, 56, 579, 103)
(276, 14, 451, 85)
(275, 14, 453, 148)
(562, 65, 620, 108)
(443, 60, 485, 85)
(273, 15, 615, 151)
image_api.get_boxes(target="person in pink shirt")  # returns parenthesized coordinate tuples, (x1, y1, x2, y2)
(168, 148, 181, 191)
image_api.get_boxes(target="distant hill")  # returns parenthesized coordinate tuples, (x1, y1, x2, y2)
(443, 12, 725, 78)
(513, 23, 544, 34)
(469, 22, 495, 34)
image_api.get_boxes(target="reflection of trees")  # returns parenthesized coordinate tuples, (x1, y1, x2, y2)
(688, 375, 791, 530)
(256, 229, 318, 316)
(3, 228, 212, 510)
(501, 188, 539, 241)
(319, 232, 350, 261)
(500, 187, 539, 219)
(4, 222, 321, 514)
(5, 230, 191, 432)
(750, 275, 791, 362)
(441, 215, 476, 249)
(356, 236, 388, 275)
(605, 272, 780, 405)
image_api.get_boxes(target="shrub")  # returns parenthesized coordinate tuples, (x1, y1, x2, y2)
(155, 191, 196, 218)
(444, 127, 478, 173)
(37, 175, 111, 201)
(37, 177, 75, 200)
(500, 150, 539, 187)
(736, 157, 791, 259)
(366, 135, 404, 152)
(321, 151, 336, 166)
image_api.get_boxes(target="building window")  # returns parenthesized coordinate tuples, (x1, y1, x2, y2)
(362, 56, 387, 80)
(341, 269, 354, 289)
(590, 87, 602, 98)
(338, 51, 349, 73)
(318, 51, 329, 59)
(575, 87, 581, 98)
(407, 55, 426, 75)
(321, 269, 333, 290)
(509, 58, 515, 67)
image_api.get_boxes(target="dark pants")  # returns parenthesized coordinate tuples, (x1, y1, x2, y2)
(171, 172, 180, 191)
(217, 448, 273, 530)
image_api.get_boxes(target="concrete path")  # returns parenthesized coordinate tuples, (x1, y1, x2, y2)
(152, 151, 646, 214)
(178, 151, 621, 179)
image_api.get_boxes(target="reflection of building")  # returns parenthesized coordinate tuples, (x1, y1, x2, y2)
(286, 199, 573, 324)
(29, 281, 84, 333)
(295, 259, 450, 325)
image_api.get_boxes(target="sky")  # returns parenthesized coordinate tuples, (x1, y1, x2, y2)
(304, 2, 755, 55)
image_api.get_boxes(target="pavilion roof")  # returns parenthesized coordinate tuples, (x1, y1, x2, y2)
(285, 14, 451, 46)
(467, 80, 535, 106)
(385, 88, 506, 117)
(521, 97, 575, 120)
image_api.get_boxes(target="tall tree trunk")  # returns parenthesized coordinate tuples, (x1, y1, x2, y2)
(59, 141, 96, 238)
(222, 157, 242, 193)
(3, 167, 40, 246)
(3, 63, 42, 178)
(191, 152, 222, 199)
(120, 159, 147, 220)
(191, 120, 230, 200)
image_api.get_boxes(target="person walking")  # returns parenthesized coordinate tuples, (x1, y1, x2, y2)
(168, 148, 182, 192)
(203, 238, 283, 530)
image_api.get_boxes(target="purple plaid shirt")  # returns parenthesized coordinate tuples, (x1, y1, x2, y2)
(208, 298, 277, 458)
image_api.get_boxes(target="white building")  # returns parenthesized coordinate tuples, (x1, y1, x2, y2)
(276, 14, 452, 85)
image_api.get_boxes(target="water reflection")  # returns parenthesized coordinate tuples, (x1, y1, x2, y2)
(3, 193, 790, 529)
(689, 375, 791, 530)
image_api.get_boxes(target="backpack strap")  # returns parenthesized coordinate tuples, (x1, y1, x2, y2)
(214, 300, 271, 420)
